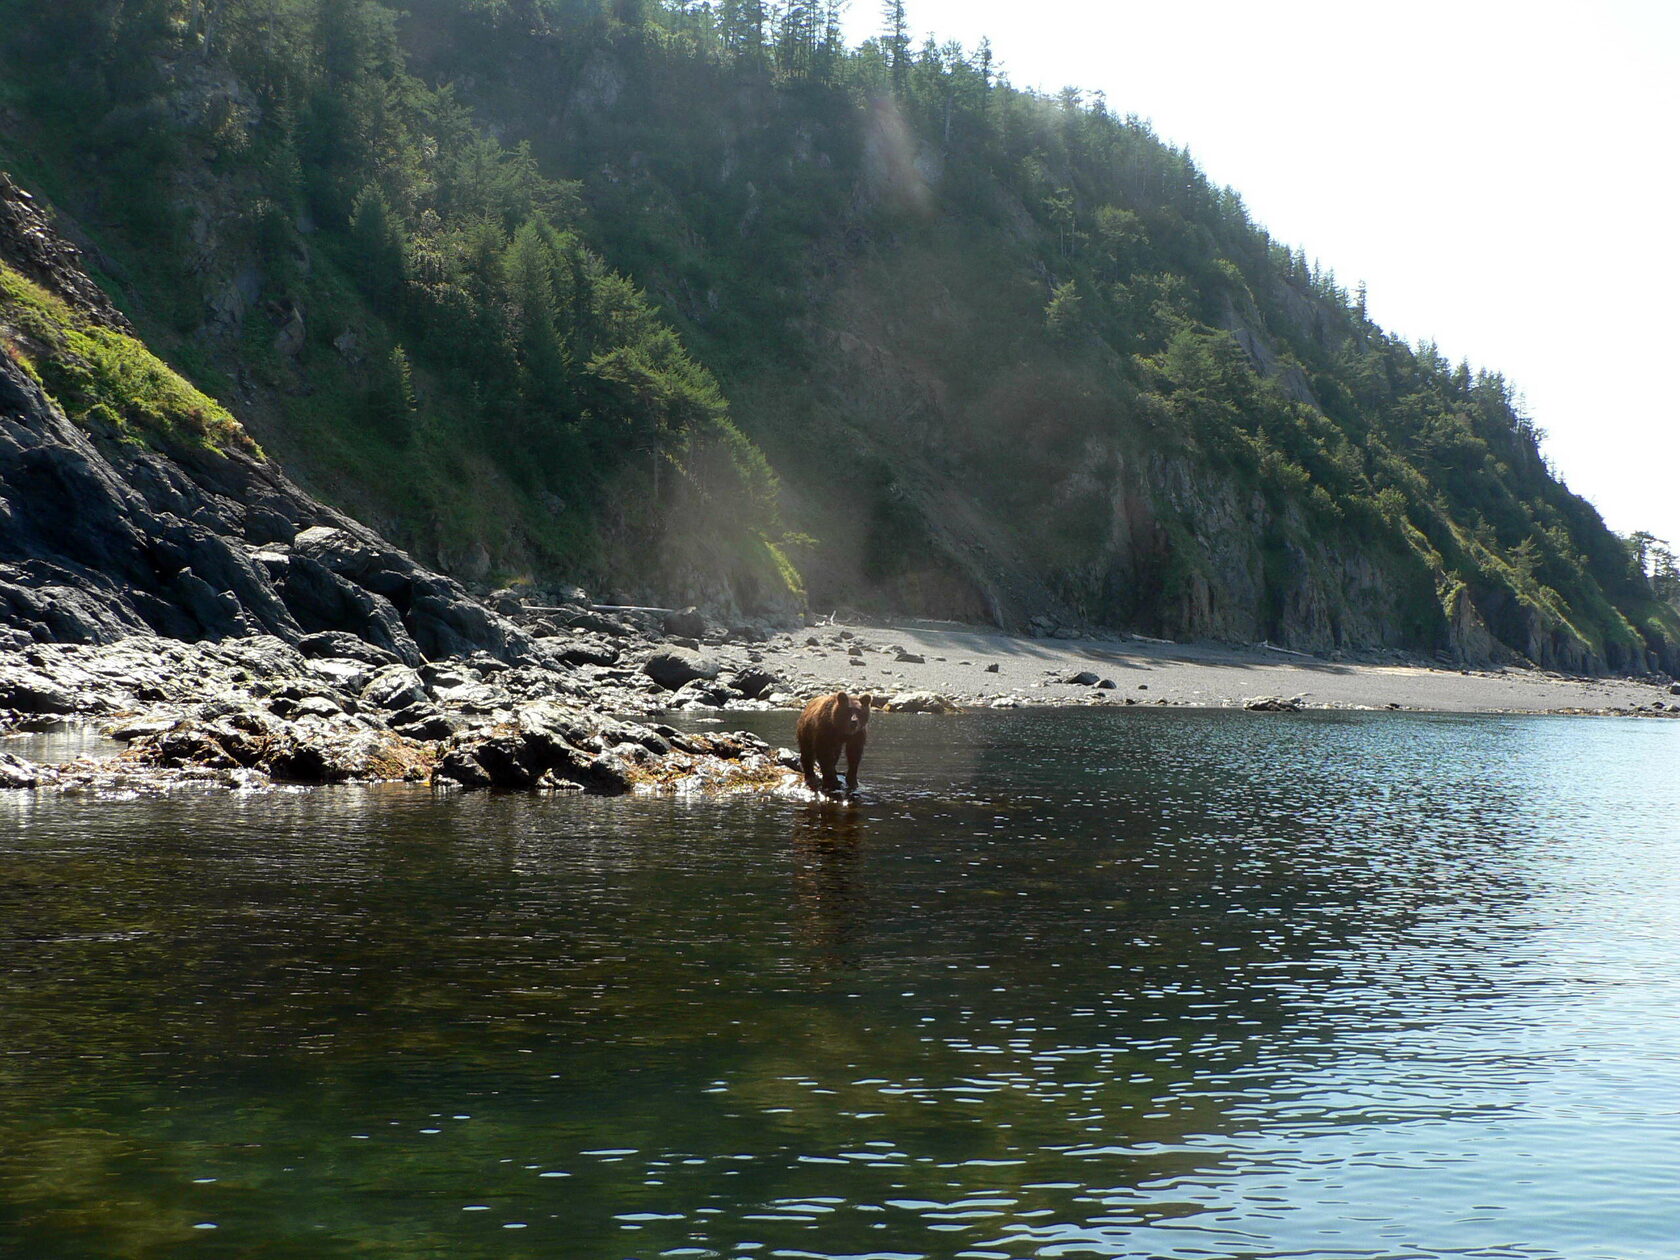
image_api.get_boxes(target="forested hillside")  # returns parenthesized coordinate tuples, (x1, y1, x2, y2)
(2, 0, 1674, 671)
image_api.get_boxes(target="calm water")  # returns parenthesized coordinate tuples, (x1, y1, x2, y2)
(2, 709, 1678, 1259)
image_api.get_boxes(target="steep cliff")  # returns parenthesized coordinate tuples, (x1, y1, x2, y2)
(1, 0, 1674, 673)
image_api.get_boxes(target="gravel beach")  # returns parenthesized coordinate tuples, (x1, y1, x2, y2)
(748, 619, 1680, 717)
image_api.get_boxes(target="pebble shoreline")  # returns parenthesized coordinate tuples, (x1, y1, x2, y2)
(2, 613, 1676, 795)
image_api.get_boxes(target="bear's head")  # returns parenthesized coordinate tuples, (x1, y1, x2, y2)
(834, 692, 872, 736)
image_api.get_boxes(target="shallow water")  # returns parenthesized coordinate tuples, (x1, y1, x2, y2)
(2, 708, 1678, 1259)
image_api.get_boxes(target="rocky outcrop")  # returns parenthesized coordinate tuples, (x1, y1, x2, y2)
(0, 352, 545, 662)
(0, 173, 548, 664)
(0, 634, 802, 795)
(433, 702, 792, 793)
(0, 173, 813, 797)
(0, 172, 132, 332)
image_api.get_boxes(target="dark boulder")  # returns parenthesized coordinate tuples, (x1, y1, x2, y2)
(729, 667, 782, 700)
(662, 606, 709, 639)
(551, 636, 619, 668)
(643, 649, 723, 691)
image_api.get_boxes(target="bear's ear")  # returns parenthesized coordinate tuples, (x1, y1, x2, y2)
(834, 692, 849, 708)
(860, 694, 873, 712)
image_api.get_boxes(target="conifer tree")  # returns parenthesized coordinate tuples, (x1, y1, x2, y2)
(881, 0, 908, 92)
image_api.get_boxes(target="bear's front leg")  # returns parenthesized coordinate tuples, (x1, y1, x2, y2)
(844, 737, 865, 794)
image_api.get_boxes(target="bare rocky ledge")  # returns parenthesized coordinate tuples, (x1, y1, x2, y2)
(0, 632, 803, 796)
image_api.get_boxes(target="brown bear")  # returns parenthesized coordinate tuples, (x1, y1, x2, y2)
(796, 691, 872, 795)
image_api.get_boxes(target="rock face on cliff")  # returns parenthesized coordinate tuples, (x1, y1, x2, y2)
(0, 176, 538, 664)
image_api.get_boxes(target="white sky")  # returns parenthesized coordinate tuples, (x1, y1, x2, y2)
(843, 0, 1680, 551)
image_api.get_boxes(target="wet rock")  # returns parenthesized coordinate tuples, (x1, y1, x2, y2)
(420, 666, 479, 694)
(1244, 696, 1302, 712)
(360, 665, 429, 711)
(882, 690, 959, 714)
(443, 682, 513, 714)
(672, 678, 733, 709)
(0, 752, 52, 788)
(123, 704, 433, 786)
(395, 711, 467, 742)
(489, 588, 525, 616)
(0, 671, 80, 714)
(894, 650, 926, 665)
(305, 657, 375, 694)
(102, 714, 177, 741)
(984, 663, 1001, 674)
(262, 726, 431, 784)
(1095, 679, 1117, 690)
(435, 701, 632, 794)
(1063, 670, 1101, 686)
(435, 745, 494, 788)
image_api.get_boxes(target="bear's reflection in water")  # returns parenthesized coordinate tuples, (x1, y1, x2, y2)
(790, 803, 867, 971)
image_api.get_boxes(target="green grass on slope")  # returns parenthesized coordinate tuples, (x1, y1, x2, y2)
(0, 263, 258, 456)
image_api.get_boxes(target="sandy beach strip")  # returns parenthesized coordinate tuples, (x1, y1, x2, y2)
(751, 620, 1680, 718)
